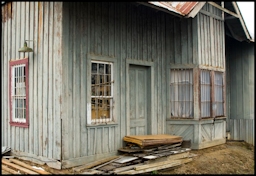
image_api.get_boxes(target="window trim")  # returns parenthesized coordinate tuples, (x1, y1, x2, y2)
(91, 60, 114, 124)
(9, 58, 29, 127)
(200, 69, 225, 119)
(87, 54, 117, 126)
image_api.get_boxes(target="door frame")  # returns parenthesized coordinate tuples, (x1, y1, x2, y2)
(126, 59, 155, 135)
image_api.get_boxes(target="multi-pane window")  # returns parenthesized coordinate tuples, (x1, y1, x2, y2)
(214, 71, 224, 116)
(200, 70, 211, 117)
(200, 70, 224, 118)
(9, 58, 29, 127)
(91, 61, 113, 124)
(170, 69, 193, 118)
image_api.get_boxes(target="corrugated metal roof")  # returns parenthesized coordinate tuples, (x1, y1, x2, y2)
(148, 1, 198, 16)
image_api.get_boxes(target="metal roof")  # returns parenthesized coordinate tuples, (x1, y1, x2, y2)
(148, 1, 199, 16)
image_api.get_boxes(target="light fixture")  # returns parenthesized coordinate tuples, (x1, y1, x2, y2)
(18, 40, 33, 53)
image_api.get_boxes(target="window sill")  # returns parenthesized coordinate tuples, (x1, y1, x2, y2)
(86, 122, 118, 128)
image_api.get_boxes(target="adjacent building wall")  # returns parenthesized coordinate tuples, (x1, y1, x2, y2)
(226, 36, 254, 146)
(1, 2, 63, 168)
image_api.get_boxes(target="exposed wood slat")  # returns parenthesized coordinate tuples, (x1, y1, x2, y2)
(2, 165, 21, 174)
(2, 158, 39, 175)
(9, 158, 51, 174)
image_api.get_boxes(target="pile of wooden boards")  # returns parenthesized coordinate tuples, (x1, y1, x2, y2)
(73, 134, 194, 174)
(2, 158, 51, 175)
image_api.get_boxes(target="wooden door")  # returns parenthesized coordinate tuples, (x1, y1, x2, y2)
(129, 65, 150, 135)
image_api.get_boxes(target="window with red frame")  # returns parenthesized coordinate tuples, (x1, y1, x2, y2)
(9, 58, 29, 127)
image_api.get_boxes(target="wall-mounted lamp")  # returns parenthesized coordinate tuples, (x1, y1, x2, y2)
(18, 40, 33, 53)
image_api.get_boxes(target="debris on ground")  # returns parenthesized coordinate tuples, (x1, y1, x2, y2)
(73, 134, 194, 174)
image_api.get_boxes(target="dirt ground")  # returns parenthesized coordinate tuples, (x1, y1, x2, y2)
(2, 140, 254, 175)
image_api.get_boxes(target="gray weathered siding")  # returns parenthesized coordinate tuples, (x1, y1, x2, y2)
(60, 2, 201, 167)
(1, 2, 63, 162)
(226, 36, 254, 146)
(197, 3, 225, 70)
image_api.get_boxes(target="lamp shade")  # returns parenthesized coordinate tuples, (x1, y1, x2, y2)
(18, 41, 33, 52)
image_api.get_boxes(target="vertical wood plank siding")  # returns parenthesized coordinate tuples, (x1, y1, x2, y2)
(2, 1, 235, 166)
(226, 37, 254, 146)
(1, 2, 63, 160)
(198, 4, 225, 69)
(61, 2, 202, 160)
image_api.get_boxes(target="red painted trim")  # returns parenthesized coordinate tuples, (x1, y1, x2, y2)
(9, 58, 29, 128)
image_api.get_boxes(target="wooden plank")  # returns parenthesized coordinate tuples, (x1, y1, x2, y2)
(33, 1, 39, 156)
(119, 158, 192, 174)
(92, 156, 121, 170)
(42, 1, 49, 158)
(37, 1, 44, 157)
(81, 169, 104, 174)
(113, 163, 143, 173)
(2, 158, 39, 175)
(28, 1, 35, 156)
(9, 158, 51, 174)
(72, 156, 119, 172)
(47, 1, 54, 159)
(2, 165, 21, 174)
(53, 1, 63, 160)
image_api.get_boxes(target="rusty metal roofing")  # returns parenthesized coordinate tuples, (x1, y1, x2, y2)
(148, 1, 199, 16)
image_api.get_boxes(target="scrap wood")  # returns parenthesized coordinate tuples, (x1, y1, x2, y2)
(2, 164, 21, 174)
(118, 158, 193, 174)
(9, 158, 51, 174)
(91, 156, 122, 170)
(145, 151, 190, 164)
(2, 158, 39, 174)
(80, 169, 104, 174)
(123, 134, 183, 148)
(72, 155, 119, 172)
(112, 163, 144, 174)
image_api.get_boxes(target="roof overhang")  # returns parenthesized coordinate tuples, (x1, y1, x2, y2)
(137, 1, 254, 43)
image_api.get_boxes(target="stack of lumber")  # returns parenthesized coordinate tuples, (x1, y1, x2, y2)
(73, 134, 194, 174)
(123, 134, 183, 148)
(2, 158, 52, 175)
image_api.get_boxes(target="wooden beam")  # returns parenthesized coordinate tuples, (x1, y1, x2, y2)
(208, 2, 239, 18)
(231, 2, 251, 40)
(9, 158, 51, 175)
(72, 156, 119, 172)
(119, 158, 192, 174)
(2, 165, 21, 174)
(2, 158, 39, 175)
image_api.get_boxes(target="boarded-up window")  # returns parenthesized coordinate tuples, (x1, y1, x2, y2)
(170, 69, 193, 118)
(91, 61, 113, 124)
(9, 58, 29, 127)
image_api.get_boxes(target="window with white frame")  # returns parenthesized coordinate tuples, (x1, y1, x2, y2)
(91, 61, 113, 124)
(170, 69, 193, 118)
(200, 69, 224, 118)
(9, 58, 29, 127)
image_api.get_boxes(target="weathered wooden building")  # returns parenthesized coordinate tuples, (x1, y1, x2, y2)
(1, 1, 254, 169)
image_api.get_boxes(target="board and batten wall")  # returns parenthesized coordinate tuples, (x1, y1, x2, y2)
(1, 2, 63, 168)
(60, 2, 205, 168)
(226, 36, 254, 146)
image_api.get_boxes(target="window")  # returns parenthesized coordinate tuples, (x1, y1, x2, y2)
(91, 61, 113, 124)
(200, 70, 211, 117)
(9, 58, 29, 127)
(170, 69, 193, 118)
(200, 70, 224, 118)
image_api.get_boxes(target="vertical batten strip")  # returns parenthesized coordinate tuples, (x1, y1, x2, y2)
(48, 1, 54, 159)
(33, 1, 39, 156)
(42, 1, 49, 157)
